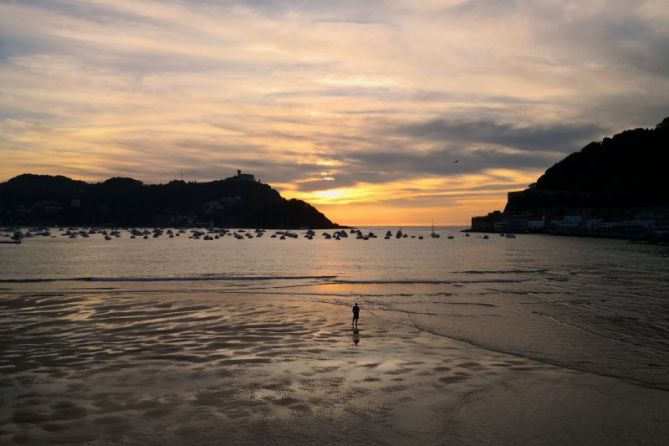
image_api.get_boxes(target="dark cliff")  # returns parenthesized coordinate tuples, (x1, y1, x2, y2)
(505, 117, 669, 213)
(0, 173, 341, 228)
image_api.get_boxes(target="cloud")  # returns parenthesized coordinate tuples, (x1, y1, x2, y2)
(393, 119, 605, 153)
(292, 145, 557, 193)
(1, 0, 669, 224)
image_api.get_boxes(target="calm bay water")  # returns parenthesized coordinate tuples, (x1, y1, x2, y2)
(2, 227, 669, 390)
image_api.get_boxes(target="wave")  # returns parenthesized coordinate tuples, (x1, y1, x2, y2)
(456, 268, 549, 274)
(1, 275, 528, 285)
(0, 274, 338, 284)
(332, 278, 527, 285)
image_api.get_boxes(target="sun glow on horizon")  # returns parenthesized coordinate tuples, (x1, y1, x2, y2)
(281, 169, 541, 225)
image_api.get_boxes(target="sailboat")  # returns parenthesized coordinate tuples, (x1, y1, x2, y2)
(431, 220, 440, 238)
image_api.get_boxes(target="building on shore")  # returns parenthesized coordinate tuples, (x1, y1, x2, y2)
(470, 207, 669, 241)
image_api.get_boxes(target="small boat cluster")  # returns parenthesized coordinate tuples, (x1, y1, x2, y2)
(1, 227, 514, 244)
(1, 227, 52, 244)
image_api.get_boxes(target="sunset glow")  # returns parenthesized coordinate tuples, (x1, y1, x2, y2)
(2, 1, 668, 225)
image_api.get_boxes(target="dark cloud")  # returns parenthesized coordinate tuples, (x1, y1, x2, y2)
(288, 146, 557, 193)
(448, 0, 520, 16)
(207, 117, 608, 192)
(347, 147, 554, 176)
(290, 117, 607, 190)
(393, 119, 605, 153)
(523, 1, 669, 79)
(409, 90, 547, 105)
(266, 86, 404, 101)
(576, 98, 669, 131)
(612, 30, 669, 78)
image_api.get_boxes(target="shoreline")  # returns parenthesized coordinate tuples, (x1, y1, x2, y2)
(463, 228, 669, 244)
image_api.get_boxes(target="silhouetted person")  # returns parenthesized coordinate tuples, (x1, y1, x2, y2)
(352, 303, 360, 328)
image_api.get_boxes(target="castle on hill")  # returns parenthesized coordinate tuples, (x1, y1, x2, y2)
(234, 170, 256, 182)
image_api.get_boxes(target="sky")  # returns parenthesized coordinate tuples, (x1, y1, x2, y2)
(1, 0, 668, 226)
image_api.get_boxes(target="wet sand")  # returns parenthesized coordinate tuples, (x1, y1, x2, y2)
(1, 288, 668, 445)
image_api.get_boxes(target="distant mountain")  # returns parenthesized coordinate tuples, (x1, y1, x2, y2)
(0, 172, 341, 228)
(505, 117, 669, 213)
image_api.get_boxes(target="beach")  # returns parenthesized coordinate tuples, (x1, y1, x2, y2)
(2, 282, 669, 445)
(3, 0, 669, 443)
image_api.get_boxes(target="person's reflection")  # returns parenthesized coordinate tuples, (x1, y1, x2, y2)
(352, 329, 360, 345)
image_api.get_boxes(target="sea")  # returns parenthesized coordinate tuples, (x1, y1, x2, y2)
(1, 226, 669, 391)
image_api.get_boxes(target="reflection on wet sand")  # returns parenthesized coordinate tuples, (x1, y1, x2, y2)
(352, 329, 360, 346)
(1, 287, 668, 445)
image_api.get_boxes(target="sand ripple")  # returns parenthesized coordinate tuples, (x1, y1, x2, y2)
(1, 290, 668, 445)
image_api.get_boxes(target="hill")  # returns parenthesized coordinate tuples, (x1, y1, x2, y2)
(504, 117, 669, 213)
(0, 172, 340, 228)
(471, 117, 669, 238)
